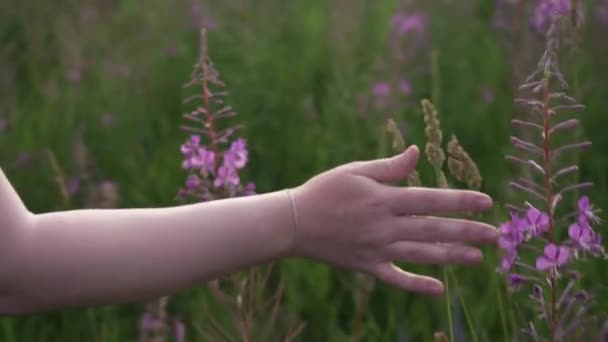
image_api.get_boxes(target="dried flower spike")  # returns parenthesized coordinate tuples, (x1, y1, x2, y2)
(447, 135, 482, 190)
(433, 331, 449, 342)
(386, 118, 405, 151)
(421, 99, 445, 169)
(386, 118, 422, 187)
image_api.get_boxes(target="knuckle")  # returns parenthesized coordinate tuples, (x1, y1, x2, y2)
(405, 247, 423, 261)
(365, 192, 389, 213)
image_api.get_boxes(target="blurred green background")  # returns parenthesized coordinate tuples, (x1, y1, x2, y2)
(1, 0, 607, 341)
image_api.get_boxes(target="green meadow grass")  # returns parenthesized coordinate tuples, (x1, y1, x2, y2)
(1, 0, 607, 340)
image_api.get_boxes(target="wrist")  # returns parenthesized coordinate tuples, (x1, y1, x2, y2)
(284, 188, 299, 257)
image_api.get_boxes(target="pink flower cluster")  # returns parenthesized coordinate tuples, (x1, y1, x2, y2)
(530, 0, 571, 33)
(499, 197, 604, 282)
(179, 135, 255, 200)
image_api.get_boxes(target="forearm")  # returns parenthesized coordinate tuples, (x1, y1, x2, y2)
(2, 190, 294, 314)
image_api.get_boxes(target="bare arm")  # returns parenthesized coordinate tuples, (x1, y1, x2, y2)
(0, 169, 294, 313)
(0, 146, 499, 315)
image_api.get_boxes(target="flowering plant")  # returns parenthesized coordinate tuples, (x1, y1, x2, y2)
(498, 14, 607, 340)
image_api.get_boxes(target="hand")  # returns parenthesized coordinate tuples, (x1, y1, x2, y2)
(289, 145, 497, 295)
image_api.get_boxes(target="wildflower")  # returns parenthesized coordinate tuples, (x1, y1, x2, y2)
(372, 82, 392, 109)
(569, 220, 604, 256)
(574, 290, 590, 301)
(390, 11, 426, 37)
(530, 0, 571, 33)
(536, 243, 570, 272)
(180, 135, 200, 155)
(214, 164, 240, 188)
(95, 180, 119, 208)
(509, 274, 528, 289)
(226, 138, 248, 169)
(186, 174, 201, 190)
(68, 178, 80, 194)
(598, 1, 608, 26)
(532, 284, 543, 299)
(578, 196, 600, 224)
(501, 249, 517, 272)
(526, 207, 550, 238)
(398, 79, 412, 95)
(372, 82, 391, 97)
(243, 182, 256, 195)
(173, 318, 186, 342)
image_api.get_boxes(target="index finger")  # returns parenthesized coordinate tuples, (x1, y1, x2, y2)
(385, 187, 493, 215)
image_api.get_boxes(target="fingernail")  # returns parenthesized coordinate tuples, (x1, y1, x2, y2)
(431, 282, 444, 295)
(476, 196, 492, 210)
(466, 250, 482, 262)
(484, 229, 499, 242)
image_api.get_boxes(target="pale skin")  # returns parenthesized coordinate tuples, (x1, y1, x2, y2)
(0, 146, 498, 315)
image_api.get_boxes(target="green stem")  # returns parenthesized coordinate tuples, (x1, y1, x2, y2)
(449, 269, 478, 342)
(443, 267, 454, 342)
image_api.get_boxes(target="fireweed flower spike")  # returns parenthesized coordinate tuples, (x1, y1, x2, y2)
(499, 15, 607, 340)
(178, 28, 255, 201)
(173, 28, 303, 340)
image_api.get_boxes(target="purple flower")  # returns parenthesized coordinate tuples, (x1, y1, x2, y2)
(599, 1, 608, 26)
(532, 284, 543, 299)
(190, 148, 216, 173)
(526, 207, 550, 237)
(226, 138, 248, 169)
(186, 174, 201, 190)
(536, 243, 570, 271)
(569, 220, 604, 256)
(530, 0, 571, 33)
(372, 82, 391, 97)
(508, 274, 528, 289)
(173, 318, 186, 342)
(578, 196, 599, 223)
(68, 178, 80, 194)
(139, 312, 164, 336)
(501, 250, 517, 272)
(569, 221, 594, 248)
(181, 135, 200, 155)
(498, 214, 526, 251)
(0, 118, 7, 133)
(244, 182, 256, 195)
(181, 135, 216, 173)
(214, 165, 239, 188)
(574, 290, 590, 301)
(391, 11, 426, 37)
(398, 79, 412, 95)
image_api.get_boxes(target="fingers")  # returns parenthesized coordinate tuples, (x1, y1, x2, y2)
(351, 145, 419, 183)
(386, 216, 499, 244)
(385, 241, 483, 265)
(386, 187, 493, 215)
(373, 263, 444, 295)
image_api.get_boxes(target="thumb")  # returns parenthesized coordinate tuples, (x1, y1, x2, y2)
(374, 263, 444, 296)
(352, 145, 419, 183)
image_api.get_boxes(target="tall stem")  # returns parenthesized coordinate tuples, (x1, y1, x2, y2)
(541, 76, 557, 339)
(199, 30, 219, 157)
